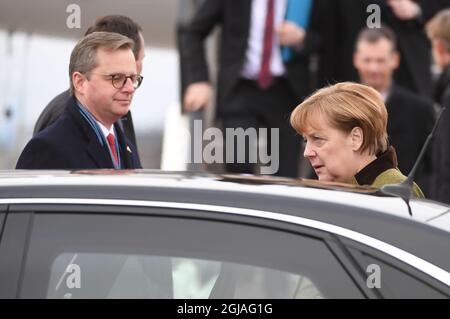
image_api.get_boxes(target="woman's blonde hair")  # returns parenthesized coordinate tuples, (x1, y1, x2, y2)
(290, 82, 388, 155)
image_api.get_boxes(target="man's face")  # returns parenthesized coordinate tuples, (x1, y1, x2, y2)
(353, 38, 399, 92)
(76, 47, 137, 127)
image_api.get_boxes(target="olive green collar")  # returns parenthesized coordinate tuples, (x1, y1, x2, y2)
(354, 146, 398, 186)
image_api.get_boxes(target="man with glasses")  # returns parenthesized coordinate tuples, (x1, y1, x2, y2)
(16, 32, 142, 169)
(33, 15, 145, 154)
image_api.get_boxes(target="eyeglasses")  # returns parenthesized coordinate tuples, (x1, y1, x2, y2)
(85, 72, 144, 89)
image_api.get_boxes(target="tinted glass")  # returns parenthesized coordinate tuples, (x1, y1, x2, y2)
(358, 253, 448, 298)
(20, 212, 363, 298)
(46, 253, 322, 299)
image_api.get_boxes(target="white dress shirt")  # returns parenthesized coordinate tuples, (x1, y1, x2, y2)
(96, 120, 115, 141)
(241, 0, 287, 79)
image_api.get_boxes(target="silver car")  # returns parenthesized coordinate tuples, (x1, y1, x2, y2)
(0, 170, 449, 298)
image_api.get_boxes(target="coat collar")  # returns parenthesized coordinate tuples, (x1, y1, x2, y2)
(354, 146, 398, 186)
(65, 95, 134, 168)
(114, 120, 134, 168)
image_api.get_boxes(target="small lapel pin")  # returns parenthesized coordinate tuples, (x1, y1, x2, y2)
(127, 146, 132, 153)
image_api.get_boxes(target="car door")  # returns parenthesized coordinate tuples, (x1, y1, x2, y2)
(0, 209, 32, 299)
(3, 201, 368, 299)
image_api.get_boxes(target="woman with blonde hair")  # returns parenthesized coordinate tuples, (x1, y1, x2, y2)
(290, 82, 424, 197)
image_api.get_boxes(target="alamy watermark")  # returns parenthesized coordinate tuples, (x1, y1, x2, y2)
(187, 120, 279, 175)
(56, 254, 81, 298)
(367, 4, 381, 28)
(366, 264, 381, 289)
(66, 4, 81, 29)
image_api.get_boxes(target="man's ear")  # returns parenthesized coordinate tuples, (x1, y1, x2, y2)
(392, 51, 400, 70)
(350, 127, 364, 152)
(72, 72, 86, 95)
(436, 39, 448, 56)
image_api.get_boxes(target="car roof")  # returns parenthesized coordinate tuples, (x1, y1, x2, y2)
(1, 169, 449, 227)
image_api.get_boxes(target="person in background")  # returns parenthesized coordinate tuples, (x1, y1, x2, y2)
(16, 32, 142, 169)
(290, 82, 424, 197)
(353, 26, 435, 195)
(179, 0, 332, 178)
(426, 9, 450, 204)
(327, 0, 448, 98)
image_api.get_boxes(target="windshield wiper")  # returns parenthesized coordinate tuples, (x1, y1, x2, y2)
(381, 107, 447, 216)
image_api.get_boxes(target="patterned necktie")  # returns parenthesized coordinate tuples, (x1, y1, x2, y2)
(258, 0, 275, 90)
(107, 133, 119, 166)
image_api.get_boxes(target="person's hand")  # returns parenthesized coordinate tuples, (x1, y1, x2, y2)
(183, 82, 212, 112)
(387, 0, 421, 20)
(276, 21, 306, 47)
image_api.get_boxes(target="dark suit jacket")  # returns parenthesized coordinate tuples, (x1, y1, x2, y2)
(178, 0, 331, 117)
(327, 0, 447, 97)
(16, 96, 142, 170)
(386, 85, 435, 194)
(33, 89, 139, 154)
(432, 65, 450, 204)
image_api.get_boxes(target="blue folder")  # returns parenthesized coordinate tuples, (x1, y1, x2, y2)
(282, 0, 313, 62)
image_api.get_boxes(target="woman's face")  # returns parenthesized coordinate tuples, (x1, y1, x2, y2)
(302, 118, 359, 182)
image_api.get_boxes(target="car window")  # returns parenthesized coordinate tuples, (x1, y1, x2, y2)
(357, 252, 448, 298)
(20, 211, 364, 298)
(350, 248, 449, 299)
(46, 253, 322, 299)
